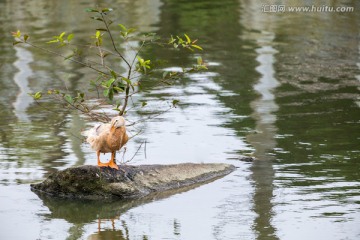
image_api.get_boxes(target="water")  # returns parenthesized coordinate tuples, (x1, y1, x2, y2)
(1, 0, 360, 239)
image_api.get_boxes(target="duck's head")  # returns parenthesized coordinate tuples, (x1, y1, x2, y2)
(110, 116, 126, 129)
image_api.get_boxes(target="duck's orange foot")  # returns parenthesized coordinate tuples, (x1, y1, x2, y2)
(97, 162, 109, 167)
(108, 160, 119, 170)
(97, 151, 109, 168)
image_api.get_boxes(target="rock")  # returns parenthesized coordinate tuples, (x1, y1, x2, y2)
(31, 163, 235, 200)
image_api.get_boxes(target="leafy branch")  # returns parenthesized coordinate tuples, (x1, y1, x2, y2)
(12, 6, 207, 125)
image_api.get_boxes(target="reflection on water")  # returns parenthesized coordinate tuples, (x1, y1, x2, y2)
(240, 2, 280, 240)
(12, 47, 34, 122)
(248, 34, 279, 159)
(250, 39, 279, 240)
(240, 3, 280, 238)
(357, 36, 360, 107)
(0, 0, 360, 239)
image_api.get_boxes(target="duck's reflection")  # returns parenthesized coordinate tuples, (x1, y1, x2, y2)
(34, 176, 222, 239)
(88, 229, 128, 240)
(36, 191, 151, 239)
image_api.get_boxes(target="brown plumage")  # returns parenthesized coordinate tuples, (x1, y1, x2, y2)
(85, 116, 128, 170)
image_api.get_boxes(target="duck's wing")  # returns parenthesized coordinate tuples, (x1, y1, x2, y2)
(120, 127, 129, 147)
(85, 123, 110, 144)
(111, 126, 129, 150)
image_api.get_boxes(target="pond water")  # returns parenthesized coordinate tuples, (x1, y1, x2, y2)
(1, 0, 360, 239)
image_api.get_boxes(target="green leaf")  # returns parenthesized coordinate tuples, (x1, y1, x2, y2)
(95, 31, 101, 39)
(12, 30, 21, 38)
(85, 8, 99, 13)
(127, 28, 136, 34)
(184, 33, 191, 43)
(120, 32, 127, 38)
(118, 24, 127, 31)
(108, 89, 114, 100)
(33, 92, 42, 100)
(197, 56, 203, 65)
(59, 32, 66, 39)
(101, 8, 113, 12)
(168, 35, 175, 44)
(117, 81, 126, 90)
(103, 89, 109, 97)
(13, 41, 22, 46)
(67, 33, 74, 42)
(23, 34, 29, 42)
(113, 86, 124, 92)
(110, 70, 117, 79)
(121, 77, 131, 85)
(46, 39, 59, 44)
(137, 56, 144, 64)
(191, 44, 203, 51)
(107, 78, 115, 86)
(95, 28, 108, 32)
(91, 16, 104, 22)
(141, 101, 147, 107)
(64, 94, 73, 104)
(102, 78, 115, 88)
(177, 36, 184, 44)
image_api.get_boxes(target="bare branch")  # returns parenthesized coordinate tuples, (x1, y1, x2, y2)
(119, 84, 131, 116)
(126, 105, 175, 127)
(124, 140, 146, 163)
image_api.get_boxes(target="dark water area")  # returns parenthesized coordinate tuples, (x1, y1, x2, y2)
(0, 0, 359, 239)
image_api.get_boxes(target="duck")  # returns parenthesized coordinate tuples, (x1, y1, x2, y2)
(85, 116, 128, 170)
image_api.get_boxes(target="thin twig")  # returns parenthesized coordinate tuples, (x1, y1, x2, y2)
(22, 41, 110, 76)
(144, 140, 147, 159)
(130, 40, 145, 69)
(126, 106, 175, 127)
(124, 140, 145, 163)
(100, 12, 131, 69)
(98, 13, 134, 116)
(119, 83, 131, 116)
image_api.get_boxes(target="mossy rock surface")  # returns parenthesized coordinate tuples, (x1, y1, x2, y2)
(31, 163, 235, 199)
